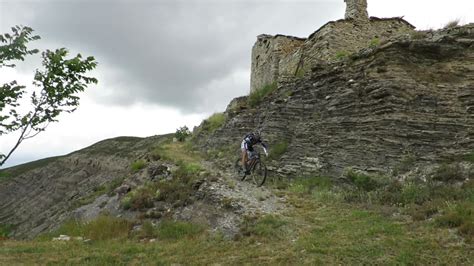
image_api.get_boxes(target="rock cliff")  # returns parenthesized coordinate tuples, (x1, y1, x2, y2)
(197, 24, 474, 178)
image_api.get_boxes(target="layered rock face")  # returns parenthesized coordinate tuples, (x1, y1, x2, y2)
(197, 25, 474, 177)
(0, 137, 155, 238)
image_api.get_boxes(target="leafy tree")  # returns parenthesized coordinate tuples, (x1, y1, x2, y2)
(0, 26, 98, 166)
(175, 126, 191, 142)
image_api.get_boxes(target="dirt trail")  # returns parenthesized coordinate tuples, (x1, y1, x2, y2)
(201, 160, 290, 217)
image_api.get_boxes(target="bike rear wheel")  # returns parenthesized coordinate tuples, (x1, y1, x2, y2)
(251, 160, 267, 187)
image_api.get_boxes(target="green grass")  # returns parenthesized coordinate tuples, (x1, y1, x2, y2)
(268, 141, 288, 161)
(201, 113, 226, 133)
(156, 221, 205, 240)
(240, 215, 288, 239)
(464, 151, 474, 162)
(436, 201, 474, 241)
(37, 215, 133, 241)
(335, 51, 349, 60)
(130, 159, 147, 172)
(0, 170, 11, 183)
(248, 82, 277, 107)
(3, 184, 474, 264)
(0, 224, 13, 238)
(369, 37, 381, 47)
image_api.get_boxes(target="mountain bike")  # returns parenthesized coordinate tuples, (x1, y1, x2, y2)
(234, 150, 267, 187)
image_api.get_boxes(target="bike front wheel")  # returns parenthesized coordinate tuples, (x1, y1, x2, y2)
(234, 158, 247, 181)
(251, 160, 267, 187)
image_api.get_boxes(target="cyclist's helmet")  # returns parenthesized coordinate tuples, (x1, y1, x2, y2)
(254, 130, 262, 141)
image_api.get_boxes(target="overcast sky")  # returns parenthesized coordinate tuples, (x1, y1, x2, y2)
(1, 0, 473, 168)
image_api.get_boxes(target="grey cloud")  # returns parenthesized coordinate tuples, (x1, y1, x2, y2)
(1, 0, 341, 112)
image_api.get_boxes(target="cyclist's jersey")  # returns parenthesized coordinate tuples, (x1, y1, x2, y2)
(241, 133, 268, 152)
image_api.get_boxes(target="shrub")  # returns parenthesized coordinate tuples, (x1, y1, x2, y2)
(400, 182, 430, 205)
(175, 126, 191, 142)
(436, 202, 474, 240)
(248, 82, 277, 107)
(345, 169, 382, 192)
(268, 141, 289, 161)
(444, 19, 460, 29)
(131, 159, 147, 172)
(201, 113, 226, 133)
(121, 185, 155, 210)
(464, 152, 474, 162)
(432, 163, 464, 182)
(157, 221, 205, 240)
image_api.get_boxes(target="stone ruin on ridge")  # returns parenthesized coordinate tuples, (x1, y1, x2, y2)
(250, 0, 415, 93)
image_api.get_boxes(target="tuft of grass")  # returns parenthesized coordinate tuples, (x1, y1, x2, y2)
(248, 82, 277, 107)
(131, 159, 147, 172)
(0, 224, 13, 239)
(156, 221, 205, 240)
(400, 182, 431, 205)
(444, 19, 460, 29)
(201, 113, 226, 133)
(432, 163, 464, 182)
(369, 37, 381, 47)
(464, 151, 474, 162)
(335, 51, 349, 60)
(345, 169, 384, 192)
(289, 176, 332, 195)
(268, 141, 289, 161)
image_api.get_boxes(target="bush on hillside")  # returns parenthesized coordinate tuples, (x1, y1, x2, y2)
(268, 141, 289, 161)
(201, 113, 226, 133)
(444, 19, 460, 29)
(175, 126, 191, 142)
(248, 82, 277, 107)
(131, 159, 147, 172)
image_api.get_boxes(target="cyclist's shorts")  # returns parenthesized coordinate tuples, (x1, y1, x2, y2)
(241, 140, 247, 151)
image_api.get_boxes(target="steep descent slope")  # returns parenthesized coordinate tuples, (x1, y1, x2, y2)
(195, 25, 474, 177)
(0, 136, 160, 238)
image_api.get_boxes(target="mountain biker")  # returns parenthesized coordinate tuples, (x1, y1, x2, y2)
(241, 131, 268, 174)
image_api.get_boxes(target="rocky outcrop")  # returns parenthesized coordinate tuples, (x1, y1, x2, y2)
(197, 25, 474, 178)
